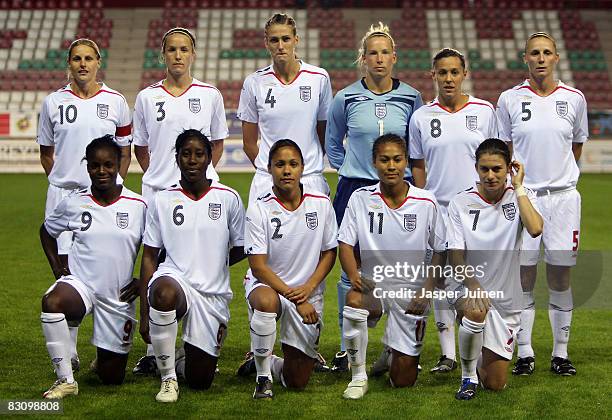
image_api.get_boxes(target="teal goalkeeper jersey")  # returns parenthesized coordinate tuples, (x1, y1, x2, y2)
(325, 78, 422, 180)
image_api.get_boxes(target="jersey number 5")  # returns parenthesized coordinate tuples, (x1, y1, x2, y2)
(521, 102, 532, 121)
(265, 88, 276, 108)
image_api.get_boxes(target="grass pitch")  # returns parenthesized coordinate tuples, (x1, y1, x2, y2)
(0, 173, 610, 419)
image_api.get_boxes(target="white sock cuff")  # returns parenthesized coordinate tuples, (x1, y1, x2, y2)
(41, 312, 65, 323)
(343, 306, 369, 322)
(251, 309, 277, 336)
(549, 288, 573, 311)
(149, 307, 176, 326)
(461, 317, 485, 334)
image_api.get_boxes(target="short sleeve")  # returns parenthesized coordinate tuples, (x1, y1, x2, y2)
(572, 95, 589, 143)
(228, 192, 245, 247)
(132, 91, 149, 147)
(446, 199, 465, 250)
(495, 92, 512, 143)
(114, 95, 132, 146)
(321, 201, 338, 251)
(210, 89, 229, 141)
(37, 95, 54, 146)
(337, 193, 359, 246)
(143, 195, 163, 248)
(244, 203, 268, 255)
(317, 71, 333, 121)
(236, 75, 258, 124)
(486, 106, 498, 138)
(44, 196, 73, 238)
(408, 112, 424, 159)
(324, 91, 347, 170)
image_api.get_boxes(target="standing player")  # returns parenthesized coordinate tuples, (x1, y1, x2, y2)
(37, 38, 132, 372)
(132, 27, 229, 374)
(39, 136, 145, 399)
(496, 32, 587, 376)
(238, 13, 332, 204)
(236, 13, 333, 373)
(338, 134, 446, 399)
(139, 130, 245, 403)
(447, 138, 542, 400)
(325, 22, 422, 372)
(244, 140, 337, 399)
(409, 48, 498, 373)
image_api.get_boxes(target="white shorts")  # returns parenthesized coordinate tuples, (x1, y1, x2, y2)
(45, 184, 81, 254)
(521, 188, 581, 266)
(248, 170, 330, 207)
(378, 298, 428, 357)
(46, 275, 137, 354)
(141, 184, 162, 206)
(149, 269, 230, 357)
(246, 280, 323, 359)
(482, 309, 519, 360)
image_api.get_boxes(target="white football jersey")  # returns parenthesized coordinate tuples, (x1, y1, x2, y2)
(44, 186, 146, 298)
(133, 79, 229, 191)
(496, 80, 588, 191)
(237, 61, 333, 175)
(143, 181, 244, 298)
(409, 96, 498, 207)
(447, 184, 534, 315)
(339, 183, 446, 291)
(37, 83, 132, 189)
(244, 185, 338, 296)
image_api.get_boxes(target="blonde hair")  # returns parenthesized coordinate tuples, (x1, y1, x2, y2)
(264, 13, 297, 37)
(524, 31, 557, 53)
(66, 38, 101, 82)
(357, 22, 395, 66)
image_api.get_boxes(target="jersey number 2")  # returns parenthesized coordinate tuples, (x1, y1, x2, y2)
(271, 217, 282, 239)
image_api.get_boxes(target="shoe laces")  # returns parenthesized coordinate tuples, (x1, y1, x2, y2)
(162, 380, 175, 392)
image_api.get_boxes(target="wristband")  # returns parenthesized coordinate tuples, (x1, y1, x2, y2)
(515, 185, 527, 197)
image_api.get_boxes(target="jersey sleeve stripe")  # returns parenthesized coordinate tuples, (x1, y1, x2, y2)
(115, 124, 132, 137)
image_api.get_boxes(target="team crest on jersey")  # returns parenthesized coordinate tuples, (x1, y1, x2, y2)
(299, 86, 311, 102)
(116, 212, 129, 229)
(502, 203, 516, 221)
(189, 98, 201, 113)
(466, 115, 478, 131)
(404, 214, 417, 232)
(208, 203, 221, 220)
(375, 103, 387, 119)
(97, 103, 109, 119)
(305, 212, 318, 230)
(556, 101, 568, 117)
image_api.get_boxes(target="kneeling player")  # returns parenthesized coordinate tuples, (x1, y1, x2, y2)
(245, 140, 337, 399)
(139, 130, 245, 403)
(338, 134, 446, 399)
(40, 136, 146, 398)
(447, 138, 542, 400)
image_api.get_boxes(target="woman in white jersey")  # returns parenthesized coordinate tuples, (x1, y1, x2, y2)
(496, 32, 587, 377)
(40, 136, 146, 399)
(338, 134, 446, 399)
(409, 48, 498, 373)
(325, 23, 423, 373)
(139, 130, 245, 403)
(244, 140, 337, 399)
(132, 27, 229, 375)
(447, 138, 542, 400)
(37, 38, 132, 373)
(238, 13, 332, 205)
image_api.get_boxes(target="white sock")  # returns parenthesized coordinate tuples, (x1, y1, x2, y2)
(68, 326, 78, 361)
(343, 306, 369, 382)
(549, 288, 573, 359)
(433, 294, 456, 360)
(146, 343, 155, 357)
(250, 309, 277, 381)
(459, 317, 485, 384)
(517, 291, 536, 359)
(270, 355, 286, 387)
(41, 312, 74, 383)
(149, 307, 177, 381)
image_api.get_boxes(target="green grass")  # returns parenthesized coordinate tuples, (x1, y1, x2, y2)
(0, 173, 611, 419)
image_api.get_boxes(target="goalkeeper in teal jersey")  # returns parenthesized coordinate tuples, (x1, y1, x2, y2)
(324, 22, 422, 372)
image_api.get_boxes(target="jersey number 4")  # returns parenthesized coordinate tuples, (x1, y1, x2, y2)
(265, 88, 276, 108)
